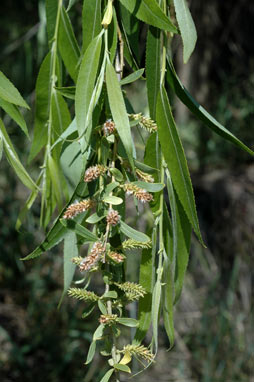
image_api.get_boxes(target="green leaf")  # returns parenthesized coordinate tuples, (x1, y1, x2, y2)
(15, 172, 42, 230)
(48, 154, 64, 211)
(106, 60, 135, 170)
(82, 304, 96, 319)
(85, 341, 96, 364)
(75, 33, 102, 153)
(55, 86, 75, 100)
(67, 0, 78, 11)
(134, 159, 158, 175)
(0, 136, 3, 162)
(0, 119, 38, 191)
(132, 181, 164, 192)
(46, 0, 58, 44)
(104, 181, 120, 196)
(133, 229, 156, 345)
(29, 52, 51, 162)
(99, 369, 114, 382)
(59, 7, 80, 82)
(51, 91, 71, 141)
(117, 318, 139, 327)
(114, 363, 131, 373)
(58, 231, 77, 307)
(86, 212, 106, 224)
(156, 86, 204, 245)
(166, 60, 254, 156)
(103, 291, 118, 299)
(146, 26, 161, 120)
(173, 0, 197, 63)
(166, 173, 191, 303)
(109, 168, 124, 181)
(152, 278, 162, 352)
(22, 181, 88, 261)
(98, 300, 108, 315)
(0, 71, 29, 109)
(0, 98, 29, 138)
(93, 324, 105, 341)
(120, 220, 150, 243)
(82, 0, 101, 54)
(119, 0, 177, 33)
(103, 195, 123, 205)
(60, 219, 98, 242)
(120, 69, 144, 86)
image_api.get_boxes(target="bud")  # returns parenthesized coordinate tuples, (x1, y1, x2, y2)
(99, 314, 118, 325)
(108, 251, 125, 264)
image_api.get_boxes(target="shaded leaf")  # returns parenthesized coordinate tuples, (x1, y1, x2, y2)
(0, 119, 37, 191)
(55, 86, 75, 100)
(0, 98, 29, 138)
(132, 181, 164, 192)
(146, 26, 161, 120)
(60, 219, 98, 242)
(86, 212, 106, 224)
(166, 60, 254, 156)
(0, 71, 29, 109)
(59, 6, 80, 82)
(98, 300, 108, 315)
(85, 341, 96, 364)
(156, 86, 204, 244)
(114, 363, 131, 373)
(93, 324, 105, 341)
(117, 318, 139, 327)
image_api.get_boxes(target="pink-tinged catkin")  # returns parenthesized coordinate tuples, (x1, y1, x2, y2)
(99, 314, 117, 325)
(84, 165, 106, 182)
(135, 189, 153, 203)
(123, 183, 153, 203)
(108, 251, 125, 263)
(106, 209, 120, 226)
(63, 199, 95, 219)
(102, 119, 115, 136)
(79, 242, 105, 271)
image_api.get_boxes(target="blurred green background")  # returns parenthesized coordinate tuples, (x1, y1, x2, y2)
(0, 1, 253, 381)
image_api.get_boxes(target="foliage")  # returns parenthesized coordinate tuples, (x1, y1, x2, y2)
(0, 0, 253, 381)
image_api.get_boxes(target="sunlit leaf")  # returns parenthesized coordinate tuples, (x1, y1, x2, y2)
(60, 219, 98, 242)
(120, 220, 150, 243)
(173, 0, 197, 63)
(120, 69, 144, 86)
(99, 369, 114, 382)
(82, 0, 101, 54)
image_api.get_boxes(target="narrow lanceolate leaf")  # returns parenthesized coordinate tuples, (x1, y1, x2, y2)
(59, 7, 80, 83)
(117, 318, 139, 327)
(29, 52, 51, 162)
(55, 86, 75, 100)
(106, 60, 135, 170)
(0, 98, 29, 138)
(51, 91, 71, 142)
(75, 33, 102, 152)
(166, 60, 254, 156)
(48, 154, 64, 210)
(134, 227, 156, 345)
(120, 69, 144, 86)
(60, 219, 98, 242)
(22, 182, 88, 260)
(67, 0, 78, 12)
(99, 369, 114, 382)
(173, 0, 197, 63)
(82, 0, 101, 54)
(46, 0, 58, 44)
(0, 71, 29, 109)
(119, 0, 178, 33)
(114, 364, 131, 373)
(162, 204, 175, 349)
(58, 231, 78, 307)
(152, 277, 162, 353)
(0, 119, 38, 191)
(146, 26, 161, 120)
(85, 341, 96, 364)
(156, 87, 204, 245)
(120, 220, 150, 243)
